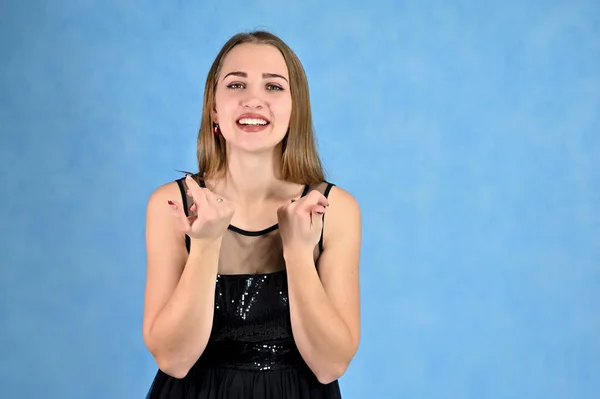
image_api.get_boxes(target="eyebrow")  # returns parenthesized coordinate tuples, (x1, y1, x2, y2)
(222, 71, 288, 83)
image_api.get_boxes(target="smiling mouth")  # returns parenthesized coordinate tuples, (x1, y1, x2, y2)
(236, 118, 270, 126)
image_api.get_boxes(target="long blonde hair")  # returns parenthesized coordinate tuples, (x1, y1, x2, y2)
(195, 31, 325, 185)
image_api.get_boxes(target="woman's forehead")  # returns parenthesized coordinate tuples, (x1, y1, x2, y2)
(221, 43, 289, 78)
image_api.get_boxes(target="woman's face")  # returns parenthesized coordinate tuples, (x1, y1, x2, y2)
(213, 43, 292, 154)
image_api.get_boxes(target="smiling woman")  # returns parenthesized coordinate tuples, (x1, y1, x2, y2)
(142, 30, 362, 399)
(212, 43, 292, 152)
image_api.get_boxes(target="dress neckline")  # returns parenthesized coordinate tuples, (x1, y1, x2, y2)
(217, 269, 287, 278)
(196, 180, 310, 237)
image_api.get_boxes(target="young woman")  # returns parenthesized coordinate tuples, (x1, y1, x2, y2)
(143, 30, 362, 399)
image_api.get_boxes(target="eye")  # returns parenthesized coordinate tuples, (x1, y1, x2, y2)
(266, 84, 284, 91)
(226, 82, 245, 90)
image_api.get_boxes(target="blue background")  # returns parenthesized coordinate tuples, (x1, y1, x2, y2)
(1, 0, 598, 398)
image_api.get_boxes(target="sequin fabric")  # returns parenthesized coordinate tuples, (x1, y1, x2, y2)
(197, 270, 304, 371)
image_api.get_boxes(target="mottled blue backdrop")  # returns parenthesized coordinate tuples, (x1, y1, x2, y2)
(1, 0, 598, 398)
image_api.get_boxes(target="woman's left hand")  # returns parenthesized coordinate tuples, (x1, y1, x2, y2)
(277, 190, 329, 256)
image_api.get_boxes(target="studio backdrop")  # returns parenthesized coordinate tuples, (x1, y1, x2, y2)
(1, 0, 598, 398)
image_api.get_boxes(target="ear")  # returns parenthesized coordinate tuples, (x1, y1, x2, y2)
(211, 108, 219, 124)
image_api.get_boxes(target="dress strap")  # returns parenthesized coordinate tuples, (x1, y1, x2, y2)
(175, 177, 192, 253)
(318, 182, 335, 253)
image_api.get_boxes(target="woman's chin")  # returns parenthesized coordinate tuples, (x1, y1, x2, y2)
(226, 133, 286, 154)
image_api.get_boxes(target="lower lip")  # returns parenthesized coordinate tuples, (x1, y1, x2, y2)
(236, 123, 270, 133)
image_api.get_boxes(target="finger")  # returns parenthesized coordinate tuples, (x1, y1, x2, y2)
(314, 191, 330, 207)
(295, 190, 329, 213)
(186, 191, 205, 213)
(311, 204, 326, 215)
(185, 175, 209, 208)
(307, 190, 329, 206)
(310, 208, 325, 229)
(186, 214, 198, 226)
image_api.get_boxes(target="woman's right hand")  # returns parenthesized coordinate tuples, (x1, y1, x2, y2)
(168, 175, 235, 241)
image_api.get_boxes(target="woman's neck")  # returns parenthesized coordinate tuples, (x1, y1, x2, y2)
(210, 146, 296, 205)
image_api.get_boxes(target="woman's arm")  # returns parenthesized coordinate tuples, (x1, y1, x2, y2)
(142, 182, 221, 378)
(285, 186, 362, 384)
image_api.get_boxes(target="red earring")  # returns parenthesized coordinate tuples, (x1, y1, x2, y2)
(213, 124, 220, 135)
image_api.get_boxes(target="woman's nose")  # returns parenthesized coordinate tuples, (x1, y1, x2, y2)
(240, 89, 266, 108)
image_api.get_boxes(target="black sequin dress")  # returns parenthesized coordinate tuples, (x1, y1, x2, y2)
(145, 177, 341, 399)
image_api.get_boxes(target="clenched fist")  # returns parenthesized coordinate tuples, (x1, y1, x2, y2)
(277, 189, 329, 255)
(167, 175, 235, 241)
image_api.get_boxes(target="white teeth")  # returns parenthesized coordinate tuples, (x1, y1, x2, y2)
(238, 118, 268, 126)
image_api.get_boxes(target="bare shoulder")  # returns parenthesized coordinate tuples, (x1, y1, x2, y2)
(323, 185, 361, 245)
(147, 179, 184, 214)
(327, 185, 360, 213)
(144, 178, 189, 269)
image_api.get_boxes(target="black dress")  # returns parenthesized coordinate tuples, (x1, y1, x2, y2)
(146, 177, 341, 399)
